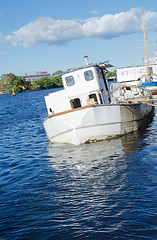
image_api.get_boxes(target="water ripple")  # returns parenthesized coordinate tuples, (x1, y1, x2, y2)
(0, 90, 157, 240)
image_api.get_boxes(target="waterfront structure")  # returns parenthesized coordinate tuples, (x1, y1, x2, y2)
(115, 12, 157, 96)
(24, 71, 50, 82)
(116, 50, 157, 83)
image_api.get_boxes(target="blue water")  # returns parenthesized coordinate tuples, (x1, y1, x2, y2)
(0, 89, 157, 240)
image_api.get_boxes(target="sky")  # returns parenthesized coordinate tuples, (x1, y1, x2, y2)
(0, 0, 157, 76)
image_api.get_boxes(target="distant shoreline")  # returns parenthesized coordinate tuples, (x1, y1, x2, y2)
(0, 87, 63, 96)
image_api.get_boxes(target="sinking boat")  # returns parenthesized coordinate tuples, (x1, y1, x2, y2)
(43, 59, 154, 145)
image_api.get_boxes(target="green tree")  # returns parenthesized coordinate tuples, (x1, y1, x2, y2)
(0, 73, 27, 93)
(52, 70, 62, 76)
(0, 70, 63, 93)
(106, 70, 116, 78)
(51, 76, 63, 87)
(34, 74, 63, 90)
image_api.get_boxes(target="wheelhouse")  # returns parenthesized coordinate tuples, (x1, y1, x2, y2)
(45, 61, 112, 115)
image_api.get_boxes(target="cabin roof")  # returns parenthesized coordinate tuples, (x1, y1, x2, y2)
(59, 60, 113, 76)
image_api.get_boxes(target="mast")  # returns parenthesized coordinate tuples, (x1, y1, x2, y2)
(142, 10, 150, 82)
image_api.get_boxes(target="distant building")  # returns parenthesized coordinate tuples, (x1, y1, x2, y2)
(117, 50, 157, 83)
(24, 71, 50, 82)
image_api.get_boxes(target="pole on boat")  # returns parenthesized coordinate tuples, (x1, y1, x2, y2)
(140, 101, 157, 107)
(84, 56, 89, 65)
(142, 10, 150, 82)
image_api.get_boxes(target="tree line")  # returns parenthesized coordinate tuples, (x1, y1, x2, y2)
(0, 70, 116, 94)
(0, 71, 63, 94)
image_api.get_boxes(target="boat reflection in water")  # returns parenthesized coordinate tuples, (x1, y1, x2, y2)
(45, 121, 156, 239)
(46, 126, 152, 173)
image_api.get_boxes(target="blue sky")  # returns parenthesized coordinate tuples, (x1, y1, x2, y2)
(0, 0, 157, 76)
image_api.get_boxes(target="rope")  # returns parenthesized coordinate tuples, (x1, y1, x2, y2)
(139, 101, 157, 107)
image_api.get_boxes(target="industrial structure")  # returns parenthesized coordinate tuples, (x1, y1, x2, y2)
(24, 71, 50, 82)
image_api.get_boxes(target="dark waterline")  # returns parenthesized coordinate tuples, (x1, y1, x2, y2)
(0, 89, 157, 240)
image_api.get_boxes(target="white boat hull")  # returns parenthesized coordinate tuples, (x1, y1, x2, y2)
(43, 103, 154, 145)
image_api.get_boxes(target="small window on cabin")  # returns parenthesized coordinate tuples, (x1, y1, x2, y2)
(84, 70, 94, 81)
(70, 98, 81, 109)
(126, 87, 131, 91)
(122, 71, 128, 75)
(89, 94, 98, 104)
(140, 69, 146, 74)
(65, 76, 75, 86)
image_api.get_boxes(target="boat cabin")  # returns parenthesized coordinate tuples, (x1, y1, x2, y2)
(45, 61, 112, 115)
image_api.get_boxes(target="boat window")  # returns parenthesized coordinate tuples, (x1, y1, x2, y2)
(140, 69, 147, 74)
(84, 70, 94, 81)
(126, 87, 131, 91)
(70, 98, 81, 109)
(65, 76, 75, 86)
(89, 94, 98, 104)
(122, 71, 128, 75)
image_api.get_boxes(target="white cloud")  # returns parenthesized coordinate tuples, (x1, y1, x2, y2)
(7, 17, 84, 47)
(143, 10, 157, 31)
(91, 10, 99, 15)
(6, 8, 157, 47)
(83, 9, 141, 38)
